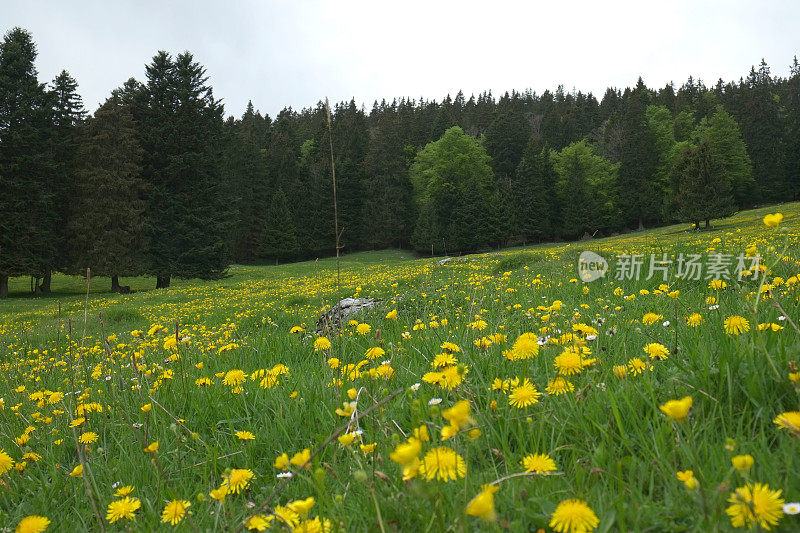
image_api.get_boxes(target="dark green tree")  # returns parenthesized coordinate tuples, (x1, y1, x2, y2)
(259, 187, 299, 262)
(361, 103, 414, 248)
(552, 140, 620, 238)
(513, 138, 559, 242)
(140, 51, 230, 288)
(69, 96, 146, 291)
(0, 28, 56, 297)
(616, 79, 661, 229)
(43, 70, 86, 292)
(672, 142, 735, 229)
(409, 127, 499, 253)
(694, 105, 755, 208)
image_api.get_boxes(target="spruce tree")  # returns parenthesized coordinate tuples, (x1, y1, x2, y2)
(616, 79, 661, 229)
(0, 28, 56, 297)
(361, 103, 414, 248)
(259, 187, 299, 262)
(44, 70, 86, 292)
(552, 140, 620, 239)
(734, 61, 787, 201)
(513, 139, 559, 242)
(140, 51, 230, 288)
(69, 96, 146, 291)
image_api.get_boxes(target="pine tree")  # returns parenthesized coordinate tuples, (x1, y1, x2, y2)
(43, 70, 86, 292)
(616, 79, 661, 229)
(513, 139, 559, 242)
(0, 28, 56, 297)
(69, 96, 146, 291)
(672, 142, 735, 228)
(259, 187, 299, 262)
(784, 57, 800, 198)
(733, 61, 787, 201)
(361, 103, 414, 248)
(140, 51, 230, 288)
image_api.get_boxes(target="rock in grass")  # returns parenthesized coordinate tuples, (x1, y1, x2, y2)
(316, 297, 381, 335)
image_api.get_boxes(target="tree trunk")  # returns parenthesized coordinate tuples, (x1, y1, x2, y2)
(40, 269, 52, 293)
(0, 276, 7, 298)
(156, 275, 170, 289)
(111, 275, 121, 293)
(638, 217, 644, 231)
(705, 219, 711, 229)
(34, 277, 42, 296)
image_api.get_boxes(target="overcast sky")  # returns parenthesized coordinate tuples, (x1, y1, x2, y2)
(3, 1, 798, 118)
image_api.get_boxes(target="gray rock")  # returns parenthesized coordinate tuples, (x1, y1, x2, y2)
(316, 297, 382, 335)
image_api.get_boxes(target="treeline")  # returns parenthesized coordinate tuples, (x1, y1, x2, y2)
(1, 27, 798, 295)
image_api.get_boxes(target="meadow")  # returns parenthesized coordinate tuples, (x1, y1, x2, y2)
(1, 204, 799, 532)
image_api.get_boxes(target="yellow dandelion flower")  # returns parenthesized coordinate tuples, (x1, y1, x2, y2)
(724, 316, 750, 335)
(244, 514, 272, 531)
(79, 432, 98, 444)
(224, 468, 254, 494)
(677, 470, 698, 490)
(732, 454, 754, 472)
(508, 379, 541, 408)
(274, 453, 289, 470)
(235, 431, 256, 442)
(554, 349, 583, 376)
(763, 213, 783, 227)
(418, 446, 466, 482)
(106, 497, 141, 523)
(726, 482, 784, 530)
(14, 515, 50, 533)
(644, 343, 669, 361)
(390, 438, 422, 466)
(659, 396, 693, 422)
(314, 337, 331, 351)
(161, 500, 190, 525)
(773, 411, 800, 434)
(546, 377, 574, 395)
(549, 498, 600, 533)
(465, 484, 499, 522)
(290, 449, 311, 469)
(521, 453, 557, 473)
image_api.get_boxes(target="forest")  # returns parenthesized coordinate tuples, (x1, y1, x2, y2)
(1, 26, 799, 295)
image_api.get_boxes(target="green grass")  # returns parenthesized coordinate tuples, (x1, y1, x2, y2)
(1, 208, 799, 531)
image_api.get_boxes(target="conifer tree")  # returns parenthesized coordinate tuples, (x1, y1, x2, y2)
(733, 61, 787, 201)
(69, 96, 146, 291)
(616, 79, 661, 229)
(361, 103, 414, 248)
(43, 70, 86, 292)
(259, 187, 299, 262)
(0, 28, 56, 297)
(140, 51, 230, 288)
(513, 139, 559, 242)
